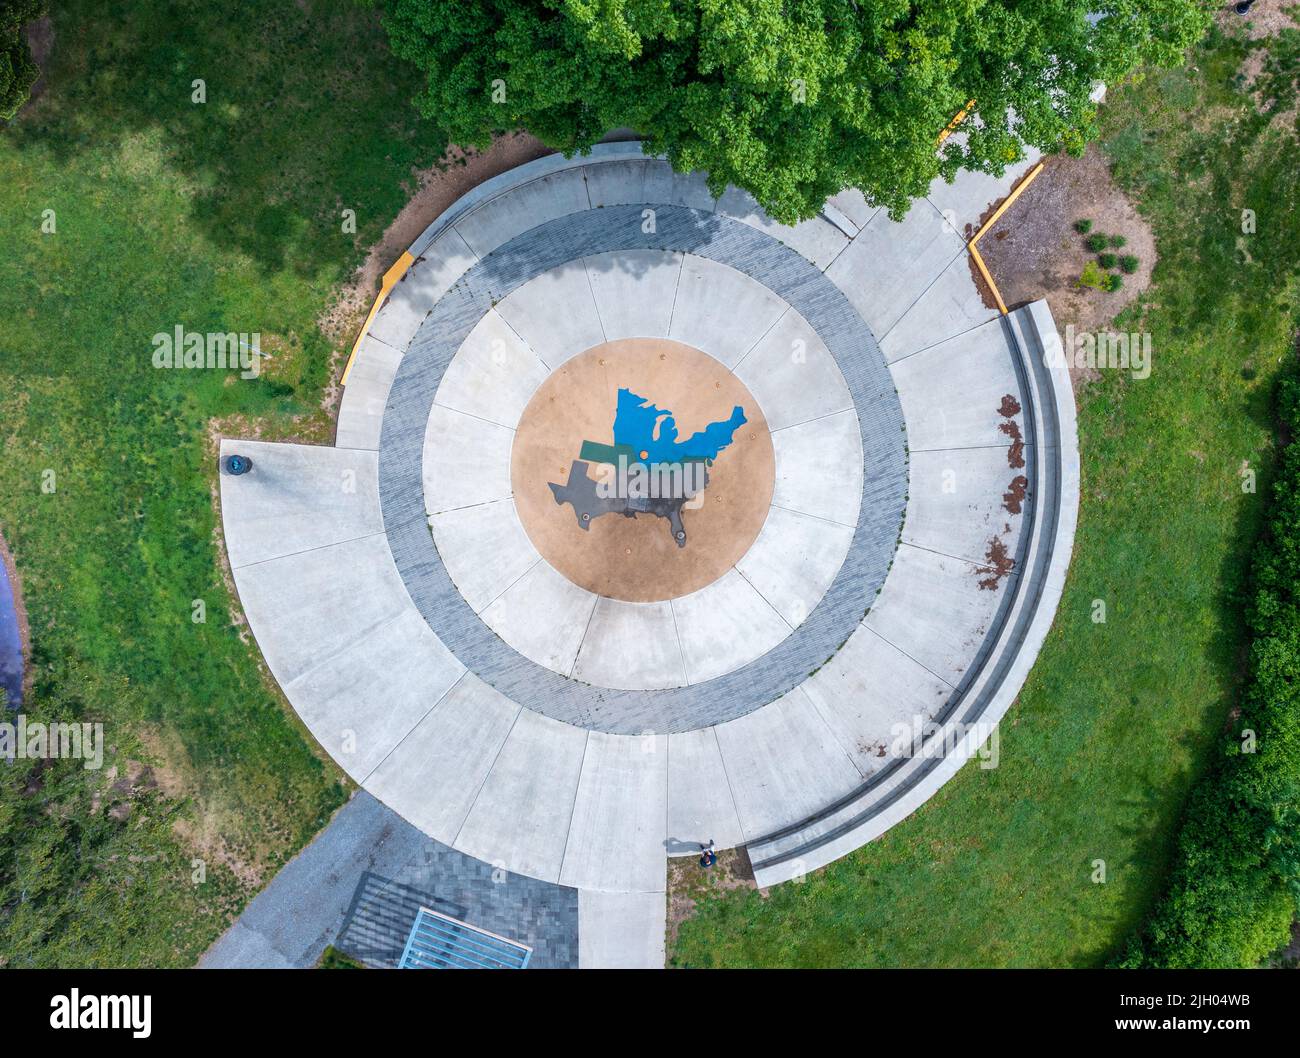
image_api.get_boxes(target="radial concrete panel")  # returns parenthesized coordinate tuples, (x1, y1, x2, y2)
(827, 188, 879, 230)
(560, 732, 667, 893)
(571, 599, 688, 690)
(714, 688, 862, 842)
(825, 200, 964, 338)
(454, 708, 588, 883)
(889, 318, 1027, 452)
(666, 728, 745, 852)
(904, 446, 1029, 569)
(369, 229, 477, 350)
(735, 506, 855, 629)
(285, 607, 466, 783)
(578, 889, 666, 969)
(670, 571, 792, 685)
(641, 160, 717, 212)
(337, 336, 402, 451)
(879, 254, 1001, 360)
(451, 168, 591, 258)
(435, 310, 549, 427)
(926, 139, 1043, 234)
(715, 186, 849, 270)
(584, 249, 681, 340)
(770, 410, 864, 527)
(429, 499, 540, 614)
(865, 542, 1016, 688)
(800, 624, 955, 778)
(230, 533, 415, 688)
(219, 440, 381, 569)
(584, 158, 651, 209)
(734, 308, 853, 432)
(480, 559, 598, 676)
(365, 673, 520, 843)
(495, 261, 606, 368)
(422, 405, 514, 513)
(667, 256, 788, 368)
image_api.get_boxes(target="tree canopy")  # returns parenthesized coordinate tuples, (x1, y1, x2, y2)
(381, 0, 1211, 222)
(0, 1, 44, 121)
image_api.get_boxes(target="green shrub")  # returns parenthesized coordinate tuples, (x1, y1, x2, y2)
(1120, 254, 1140, 274)
(1109, 234, 1128, 248)
(1077, 260, 1108, 290)
(1115, 364, 1300, 967)
(1105, 272, 1123, 292)
(1086, 233, 1109, 252)
(1, 2, 46, 121)
(1074, 218, 1094, 234)
(1099, 252, 1118, 269)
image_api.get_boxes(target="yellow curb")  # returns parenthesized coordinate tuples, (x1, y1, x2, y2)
(966, 160, 1045, 316)
(339, 250, 416, 386)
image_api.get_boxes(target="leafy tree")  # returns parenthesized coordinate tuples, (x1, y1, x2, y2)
(0, 1, 44, 121)
(380, 0, 1211, 222)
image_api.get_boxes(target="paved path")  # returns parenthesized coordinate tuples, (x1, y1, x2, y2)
(200, 792, 578, 969)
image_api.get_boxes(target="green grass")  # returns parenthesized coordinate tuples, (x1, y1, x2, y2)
(0, 0, 447, 966)
(672, 24, 1300, 967)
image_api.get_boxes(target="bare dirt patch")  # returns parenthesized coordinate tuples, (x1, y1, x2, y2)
(977, 146, 1157, 387)
(667, 846, 757, 954)
(1217, 0, 1298, 42)
(19, 15, 54, 110)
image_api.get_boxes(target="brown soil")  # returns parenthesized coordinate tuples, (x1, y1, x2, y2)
(1217, 0, 1298, 41)
(510, 338, 775, 602)
(19, 15, 54, 110)
(666, 846, 757, 954)
(977, 145, 1157, 388)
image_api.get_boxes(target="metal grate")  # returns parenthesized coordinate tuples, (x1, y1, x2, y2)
(398, 907, 533, 969)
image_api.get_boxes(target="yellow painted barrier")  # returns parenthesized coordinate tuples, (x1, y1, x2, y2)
(938, 100, 976, 144)
(339, 250, 416, 386)
(965, 160, 1045, 316)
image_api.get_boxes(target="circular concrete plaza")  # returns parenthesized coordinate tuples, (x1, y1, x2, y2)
(220, 144, 1078, 966)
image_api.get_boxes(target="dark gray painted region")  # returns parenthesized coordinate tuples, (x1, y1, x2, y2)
(200, 792, 577, 969)
(379, 205, 907, 734)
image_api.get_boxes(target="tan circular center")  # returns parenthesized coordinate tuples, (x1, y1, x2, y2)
(511, 338, 775, 603)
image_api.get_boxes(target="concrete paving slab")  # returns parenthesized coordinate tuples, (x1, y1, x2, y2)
(584, 158, 649, 208)
(429, 499, 540, 613)
(560, 731, 667, 893)
(495, 260, 606, 367)
(452, 168, 592, 258)
(714, 687, 862, 841)
(666, 727, 745, 852)
(584, 249, 681, 340)
(480, 558, 598, 676)
(716, 186, 849, 270)
(667, 256, 789, 368)
(365, 673, 520, 843)
(827, 188, 880, 230)
(230, 532, 414, 688)
(770, 409, 864, 527)
(904, 446, 1029, 569)
(825, 199, 964, 338)
(454, 708, 588, 883)
(735, 506, 855, 629)
(734, 307, 853, 431)
(369, 229, 477, 350)
(219, 439, 381, 569)
(572, 598, 689, 690)
(879, 253, 1000, 360)
(800, 623, 955, 778)
(286, 606, 465, 782)
(422, 404, 514, 513)
(670, 570, 792, 684)
(337, 336, 403, 451)
(435, 309, 550, 426)
(641, 159, 717, 211)
(926, 137, 1043, 235)
(889, 317, 1027, 452)
(865, 542, 1015, 688)
(578, 889, 666, 968)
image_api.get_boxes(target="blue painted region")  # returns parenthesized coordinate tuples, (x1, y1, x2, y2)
(0, 555, 22, 709)
(611, 387, 746, 466)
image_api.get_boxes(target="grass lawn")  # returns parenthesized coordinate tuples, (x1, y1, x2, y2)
(672, 23, 1300, 967)
(0, 0, 447, 966)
